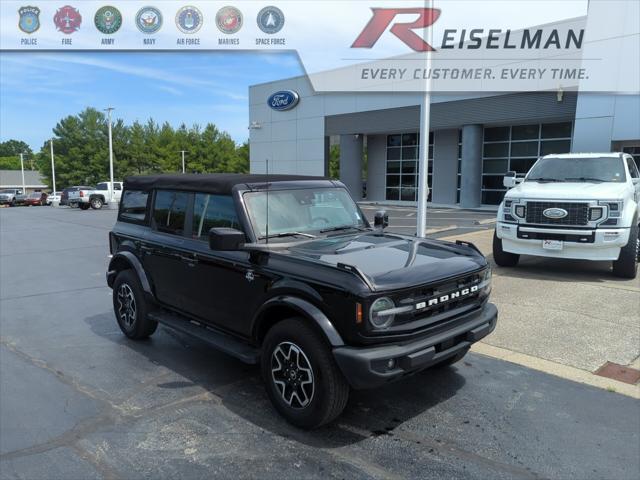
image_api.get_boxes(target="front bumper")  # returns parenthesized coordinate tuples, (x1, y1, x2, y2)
(333, 303, 497, 389)
(497, 222, 630, 261)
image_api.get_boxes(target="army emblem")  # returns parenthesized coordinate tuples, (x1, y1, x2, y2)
(53, 5, 82, 34)
(18, 6, 41, 34)
(257, 6, 284, 35)
(136, 6, 162, 34)
(95, 6, 122, 34)
(216, 6, 242, 34)
(176, 6, 202, 34)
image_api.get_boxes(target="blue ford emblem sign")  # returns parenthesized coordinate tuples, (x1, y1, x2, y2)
(268, 90, 299, 111)
(543, 208, 568, 219)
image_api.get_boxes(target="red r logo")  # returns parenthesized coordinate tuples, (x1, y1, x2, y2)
(351, 8, 441, 52)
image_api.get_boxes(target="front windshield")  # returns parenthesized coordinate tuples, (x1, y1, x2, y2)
(526, 157, 626, 183)
(0, 190, 14, 194)
(244, 187, 367, 240)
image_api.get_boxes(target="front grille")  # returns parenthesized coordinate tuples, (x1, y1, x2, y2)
(525, 202, 589, 226)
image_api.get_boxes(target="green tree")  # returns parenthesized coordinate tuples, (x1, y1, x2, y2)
(0, 156, 21, 170)
(0, 140, 32, 157)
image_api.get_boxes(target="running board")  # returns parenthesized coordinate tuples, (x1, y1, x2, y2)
(148, 310, 260, 364)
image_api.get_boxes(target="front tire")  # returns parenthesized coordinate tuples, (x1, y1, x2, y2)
(90, 197, 104, 210)
(492, 230, 520, 267)
(612, 222, 639, 279)
(112, 270, 157, 339)
(261, 318, 349, 429)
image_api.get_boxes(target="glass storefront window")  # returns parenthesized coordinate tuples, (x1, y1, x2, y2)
(386, 132, 433, 201)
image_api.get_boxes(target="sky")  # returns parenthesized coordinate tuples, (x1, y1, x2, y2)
(0, 51, 303, 151)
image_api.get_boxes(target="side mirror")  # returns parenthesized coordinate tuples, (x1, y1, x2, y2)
(209, 227, 245, 251)
(374, 210, 389, 230)
(503, 171, 517, 188)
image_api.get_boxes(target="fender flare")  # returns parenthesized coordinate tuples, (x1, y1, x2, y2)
(253, 295, 345, 347)
(107, 251, 153, 297)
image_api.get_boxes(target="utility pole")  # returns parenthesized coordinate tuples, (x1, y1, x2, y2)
(19, 153, 26, 194)
(180, 150, 187, 173)
(105, 107, 115, 205)
(50, 139, 57, 195)
(416, 0, 435, 238)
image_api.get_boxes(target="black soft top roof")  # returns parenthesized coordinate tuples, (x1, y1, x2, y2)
(123, 173, 331, 195)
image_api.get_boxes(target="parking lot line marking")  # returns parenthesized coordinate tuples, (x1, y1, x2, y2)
(472, 343, 640, 399)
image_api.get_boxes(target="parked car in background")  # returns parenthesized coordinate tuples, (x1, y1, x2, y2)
(68, 181, 123, 210)
(0, 188, 24, 206)
(494, 152, 640, 278)
(16, 192, 48, 206)
(61, 186, 92, 207)
(46, 192, 62, 205)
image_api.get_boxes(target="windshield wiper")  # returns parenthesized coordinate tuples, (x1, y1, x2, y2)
(562, 177, 605, 183)
(527, 177, 563, 182)
(261, 231, 316, 240)
(320, 225, 367, 234)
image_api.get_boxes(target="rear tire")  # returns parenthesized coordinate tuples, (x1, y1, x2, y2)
(90, 197, 104, 210)
(261, 318, 349, 429)
(112, 270, 157, 339)
(492, 230, 519, 267)
(79, 203, 90, 210)
(612, 222, 638, 279)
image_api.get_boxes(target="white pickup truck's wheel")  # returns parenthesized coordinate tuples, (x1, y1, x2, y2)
(492, 230, 519, 267)
(90, 197, 104, 210)
(612, 222, 638, 279)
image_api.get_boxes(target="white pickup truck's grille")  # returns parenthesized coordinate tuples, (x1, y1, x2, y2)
(525, 201, 589, 226)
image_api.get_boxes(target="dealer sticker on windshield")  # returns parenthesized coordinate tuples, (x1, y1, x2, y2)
(542, 239, 563, 250)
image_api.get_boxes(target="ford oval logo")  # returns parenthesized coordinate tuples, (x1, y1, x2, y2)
(268, 90, 299, 111)
(543, 208, 568, 219)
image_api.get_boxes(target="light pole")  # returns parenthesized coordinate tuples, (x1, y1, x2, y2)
(50, 138, 57, 195)
(180, 150, 187, 174)
(19, 153, 26, 194)
(105, 107, 115, 205)
(180, 150, 187, 173)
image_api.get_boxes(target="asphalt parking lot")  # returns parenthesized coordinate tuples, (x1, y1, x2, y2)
(1, 206, 639, 480)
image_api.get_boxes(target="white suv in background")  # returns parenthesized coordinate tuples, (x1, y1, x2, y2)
(493, 153, 640, 278)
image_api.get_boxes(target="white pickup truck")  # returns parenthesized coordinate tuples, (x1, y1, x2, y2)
(68, 181, 123, 210)
(494, 153, 640, 278)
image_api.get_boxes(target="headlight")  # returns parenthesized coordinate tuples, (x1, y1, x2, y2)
(369, 297, 396, 329)
(599, 200, 623, 218)
(514, 205, 526, 218)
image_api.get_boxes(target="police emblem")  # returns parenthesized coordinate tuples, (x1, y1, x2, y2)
(94, 6, 122, 34)
(53, 5, 82, 34)
(176, 6, 202, 34)
(257, 6, 284, 35)
(136, 6, 162, 34)
(18, 6, 40, 34)
(216, 6, 242, 34)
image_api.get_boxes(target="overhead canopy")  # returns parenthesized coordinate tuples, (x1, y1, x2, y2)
(124, 173, 330, 195)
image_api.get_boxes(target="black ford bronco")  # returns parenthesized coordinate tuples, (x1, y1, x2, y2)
(107, 174, 497, 428)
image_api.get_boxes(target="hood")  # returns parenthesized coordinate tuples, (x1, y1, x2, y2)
(506, 181, 628, 201)
(286, 232, 486, 291)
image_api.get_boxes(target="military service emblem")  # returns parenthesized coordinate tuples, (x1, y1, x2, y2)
(216, 6, 243, 34)
(95, 6, 122, 34)
(136, 6, 162, 34)
(176, 6, 203, 34)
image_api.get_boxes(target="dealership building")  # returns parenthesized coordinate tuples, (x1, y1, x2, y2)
(248, 78, 640, 207)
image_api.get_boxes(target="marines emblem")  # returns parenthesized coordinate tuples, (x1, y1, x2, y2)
(18, 6, 41, 34)
(216, 6, 242, 34)
(53, 5, 82, 34)
(257, 6, 284, 35)
(176, 6, 202, 34)
(136, 6, 162, 34)
(94, 6, 122, 34)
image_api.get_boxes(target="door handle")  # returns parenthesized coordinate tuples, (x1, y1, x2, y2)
(179, 253, 199, 266)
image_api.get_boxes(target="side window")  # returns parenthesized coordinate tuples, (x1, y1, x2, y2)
(192, 193, 241, 240)
(152, 190, 189, 235)
(626, 157, 640, 179)
(119, 190, 149, 223)
(114, 183, 122, 191)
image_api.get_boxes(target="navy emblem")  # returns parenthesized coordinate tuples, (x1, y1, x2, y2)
(257, 6, 284, 35)
(268, 90, 300, 111)
(18, 6, 40, 34)
(176, 6, 202, 34)
(94, 6, 122, 34)
(53, 5, 82, 34)
(136, 6, 162, 34)
(216, 6, 242, 34)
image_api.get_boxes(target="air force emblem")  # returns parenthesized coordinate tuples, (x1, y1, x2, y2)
(18, 6, 40, 34)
